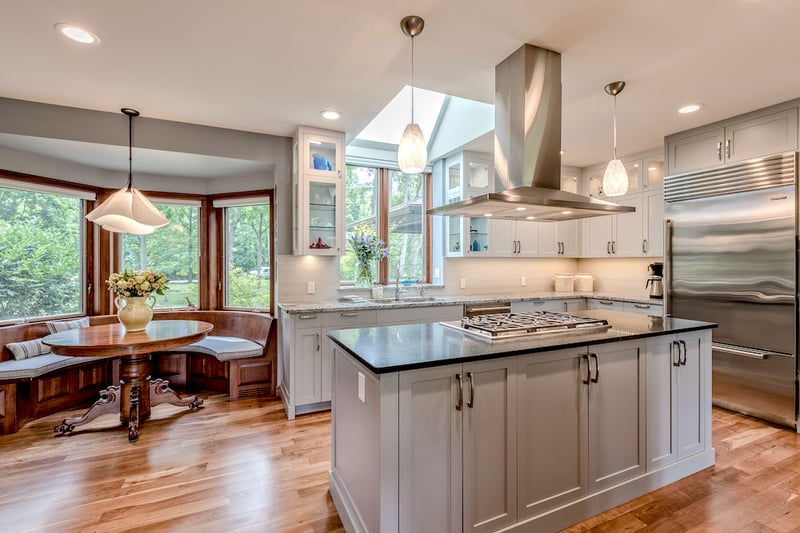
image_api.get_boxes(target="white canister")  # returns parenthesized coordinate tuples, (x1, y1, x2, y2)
(554, 273, 575, 292)
(574, 273, 594, 292)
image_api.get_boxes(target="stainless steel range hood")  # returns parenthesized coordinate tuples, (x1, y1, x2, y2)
(428, 44, 634, 222)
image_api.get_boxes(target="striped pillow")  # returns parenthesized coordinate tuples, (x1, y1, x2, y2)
(5, 339, 51, 360)
(45, 317, 90, 334)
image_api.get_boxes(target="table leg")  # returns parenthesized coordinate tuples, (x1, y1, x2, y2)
(120, 353, 152, 424)
(54, 386, 121, 436)
(150, 378, 204, 409)
(128, 385, 140, 442)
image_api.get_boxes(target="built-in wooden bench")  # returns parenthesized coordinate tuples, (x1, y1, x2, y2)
(0, 311, 276, 434)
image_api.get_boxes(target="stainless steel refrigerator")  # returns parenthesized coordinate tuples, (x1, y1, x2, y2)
(665, 151, 798, 428)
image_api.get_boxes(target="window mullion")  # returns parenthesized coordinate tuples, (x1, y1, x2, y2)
(378, 168, 390, 285)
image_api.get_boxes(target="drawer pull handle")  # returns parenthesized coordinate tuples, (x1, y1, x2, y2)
(455, 373, 464, 411)
(340, 312, 358, 317)
(599, 301, 613, 306)
(634, 304, 650, 309)
(299, 314, 317, 320)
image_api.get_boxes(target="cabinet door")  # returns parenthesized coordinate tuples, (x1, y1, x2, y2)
(517, 349, 588, 519)
(489, 219, 515, 257)
(612, 194, 644, 257)
(537, 222, 559, 257)
(304, 176, 343, 255)
(645, 335, 677, 471)
(582, 215, 614, 257)
(588, 341, 645, 492)
(644, 188, 664, 257)
(726, 108, 798, 163)
(293, 328, 322, 405)
(623, 302, 663, 316)
(563, 299, 586, 312)
(558, 219, 580, 257)
(587, 299, 624, 312)
(676, 332, 706, 459)
(398, 365, 462, 533)
(514, 221, 539, 257)
(666, 127, 725, 175)
(303, 131, 344, 178)
(462, 358, 517, 533)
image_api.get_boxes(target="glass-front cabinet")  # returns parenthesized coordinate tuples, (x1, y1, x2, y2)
(293, 127, 345, 255)
(445, 151, 492, 256)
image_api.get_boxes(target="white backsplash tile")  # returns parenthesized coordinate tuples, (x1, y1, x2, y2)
(576, 257, 656, 299)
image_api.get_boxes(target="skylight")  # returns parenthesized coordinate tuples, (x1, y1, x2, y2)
(355, 86, 446, 146)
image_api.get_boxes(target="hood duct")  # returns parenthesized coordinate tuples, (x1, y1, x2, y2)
(428, 44, 634, 222)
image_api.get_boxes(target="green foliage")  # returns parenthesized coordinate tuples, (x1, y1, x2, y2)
(227, 266, 271, 309)
(0, 187, 82, 320)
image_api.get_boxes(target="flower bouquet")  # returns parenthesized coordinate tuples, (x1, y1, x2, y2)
(347, 226, 389, 288)
(107, 269, 169, 331)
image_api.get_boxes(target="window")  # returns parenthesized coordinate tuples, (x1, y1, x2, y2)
(217, 198, 272, 310)
(340, 166, 429, 285)
(122, 202, 200, 309)
(0, 181, 89, 322)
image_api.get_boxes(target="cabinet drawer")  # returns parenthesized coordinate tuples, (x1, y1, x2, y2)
(587, 299, 624, 311)
(292, 313, 322, 328)
(322, 310, 377, 328)
(623, 302, 663, 316)
(377, 305, 463, 325)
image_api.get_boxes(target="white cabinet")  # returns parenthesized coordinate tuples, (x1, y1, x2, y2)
(399, 357, 517, 533)
(517, 340, 644, 516)
(488, 219, 539, 258)
(512, 299, 585, 313)
(623, 301, 663, 316)
(582, 194, 644, 258)
(445, 152, 493, 256)
(293, 127, 345, 255)
(643, 188, 664, 257)
(666, 107, 798, 175)
(538, 220, 579, 257)
(646, 331, 711, 472)
(587, 298, 624, 311)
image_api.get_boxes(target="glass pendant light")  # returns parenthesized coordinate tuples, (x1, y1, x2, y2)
(86, 108, 169, 234)
(397, 15, 427, 174)
(602, 81, 628, 197)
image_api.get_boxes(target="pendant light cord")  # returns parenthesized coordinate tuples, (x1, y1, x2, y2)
(612, 94, 618, 160)
(127, 113, 134, 190)
(410, 34, 415, 124)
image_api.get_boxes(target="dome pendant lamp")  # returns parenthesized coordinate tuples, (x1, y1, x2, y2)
(86, 108, 169, 234)
(602, 81, 629, 197)
(397, 15, 427, 174)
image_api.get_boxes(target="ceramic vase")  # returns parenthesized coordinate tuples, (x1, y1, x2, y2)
(114, 294, 156, 331)
(354, 261, 373, 288)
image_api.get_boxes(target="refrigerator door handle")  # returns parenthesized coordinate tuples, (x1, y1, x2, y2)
(712, 342, 780, 360)
(664, 219, 673, 317)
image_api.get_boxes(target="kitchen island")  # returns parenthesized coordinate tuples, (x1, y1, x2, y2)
(326, 310, 716, 533)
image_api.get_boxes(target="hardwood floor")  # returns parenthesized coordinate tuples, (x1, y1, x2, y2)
(2, 395, 799, 532)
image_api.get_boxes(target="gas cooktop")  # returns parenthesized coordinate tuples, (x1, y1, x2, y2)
(440, 311, 610, 341)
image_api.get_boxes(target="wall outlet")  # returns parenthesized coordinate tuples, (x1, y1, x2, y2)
(460, 278, 467, 289)
(307, 281, 315, 294)
(521, 276, 526, 287)
(358, 372, 366, 403)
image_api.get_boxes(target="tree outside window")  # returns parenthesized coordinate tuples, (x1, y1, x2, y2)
(122, 203, 200, 309)
(0, 186, 83, 321)
(340, 165, 428, 285)
(223, 202, 271, 310)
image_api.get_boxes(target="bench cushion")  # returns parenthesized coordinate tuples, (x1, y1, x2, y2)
(5, 338, 51, 360)
(0, 354, 98, 381)
(178, 336, 264, 362)
(46, 317, 90, 333)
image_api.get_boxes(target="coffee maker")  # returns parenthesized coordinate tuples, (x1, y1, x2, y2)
(646, 262, 664, 299)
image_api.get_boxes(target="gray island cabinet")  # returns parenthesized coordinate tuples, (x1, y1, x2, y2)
(327, 310, 716, 533)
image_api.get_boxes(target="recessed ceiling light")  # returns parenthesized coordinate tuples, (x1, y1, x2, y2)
(320, 109, 341, 120)
(561, 211, 572, 215)
(678, 103, 703, 114)
(55, 23, 99, 44)
(515, 207, 526, 211)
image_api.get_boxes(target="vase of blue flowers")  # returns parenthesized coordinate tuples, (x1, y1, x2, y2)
(348, 227, 390, 288)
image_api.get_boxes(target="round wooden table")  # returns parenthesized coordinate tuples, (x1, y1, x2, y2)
(43, 320, 213, 442)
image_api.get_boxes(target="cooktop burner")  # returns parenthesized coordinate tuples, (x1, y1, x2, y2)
(440, 311, 610, 341)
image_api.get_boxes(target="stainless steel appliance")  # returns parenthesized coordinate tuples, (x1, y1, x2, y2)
(647, 262, 663, 299)
(665, 151, 798, 428)
(441, 311, 610, 341)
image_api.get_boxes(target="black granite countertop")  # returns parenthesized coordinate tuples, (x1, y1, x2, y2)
(327, 310, 716, 374)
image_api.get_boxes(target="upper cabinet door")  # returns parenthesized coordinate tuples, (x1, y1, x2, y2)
(725, 108, 799, 164)
(303, 131, 344, 178)
(666, 128, 725, 176)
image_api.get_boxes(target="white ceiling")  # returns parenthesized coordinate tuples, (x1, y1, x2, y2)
(2, 0, 800, 168)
